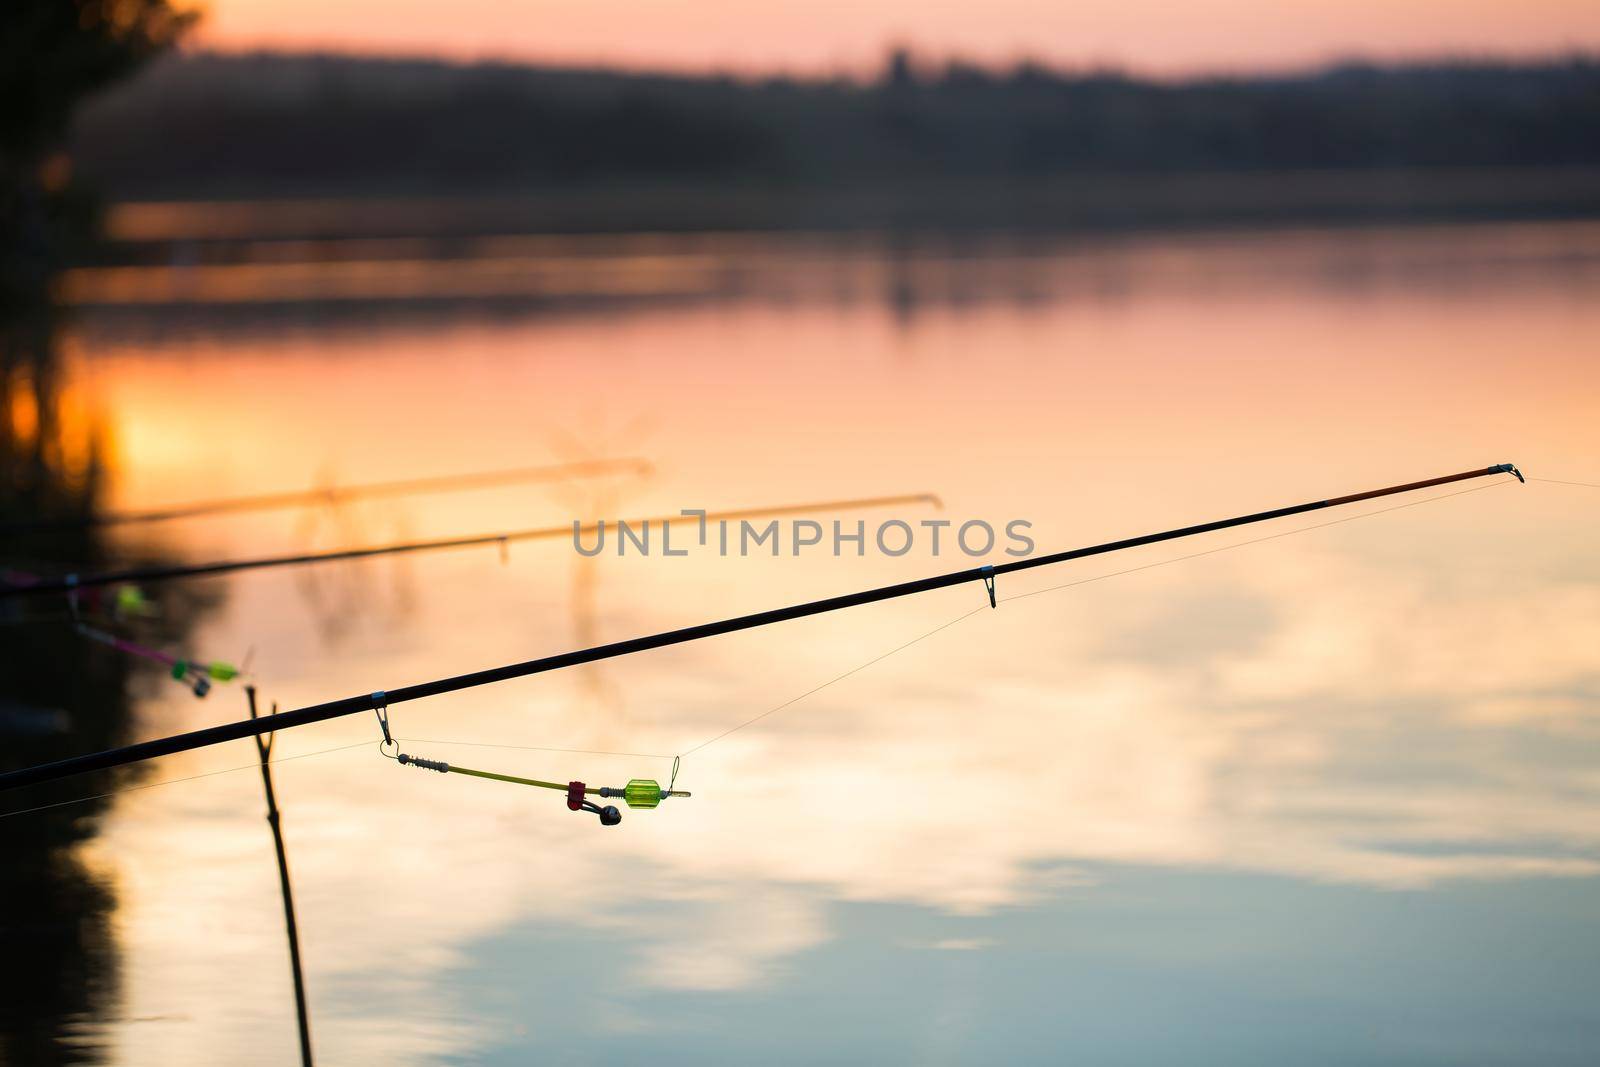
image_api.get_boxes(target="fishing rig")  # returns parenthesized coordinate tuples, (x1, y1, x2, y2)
(75, 622, 242, 698)
(0, 463, 1526, 826)
(369, 698, 689, 825)
(29, 568, 242, 697)
(397, 754, 680, 826)
(393, 751, 689, 825)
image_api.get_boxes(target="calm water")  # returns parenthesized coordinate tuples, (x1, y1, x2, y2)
(16, 220, 1600, 1063)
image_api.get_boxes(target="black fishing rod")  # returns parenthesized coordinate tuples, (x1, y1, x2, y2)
(0, 493, 940, 599)
(0, 463, 1523, 794)
(0, 457, 653, 536)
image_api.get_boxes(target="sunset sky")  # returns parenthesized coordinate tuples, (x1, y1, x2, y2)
(193, 0, 1600, 76)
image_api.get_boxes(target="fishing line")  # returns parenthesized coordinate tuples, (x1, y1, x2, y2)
(679, 607, 987, 756)
(677, 478, 1511, 758)
(0, 740, 372, 821)
(1530, 477, 1600, 490)
(394, 737, 676, 760)
(1001, 478, 1509, 606)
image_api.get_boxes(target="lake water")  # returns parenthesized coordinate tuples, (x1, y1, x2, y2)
(14, 219, 1600, 1063)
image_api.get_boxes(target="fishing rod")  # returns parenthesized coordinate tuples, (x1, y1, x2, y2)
(0, 463, 1522, 796)
(0, 457, 653, 535)
(0, 573, 154, 618)
(0, 493, 941, 599)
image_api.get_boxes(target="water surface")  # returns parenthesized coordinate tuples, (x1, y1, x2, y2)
(19, 220, 1600, 1063)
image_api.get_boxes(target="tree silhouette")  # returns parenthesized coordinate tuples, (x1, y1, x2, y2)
(2, 0, 195, 299)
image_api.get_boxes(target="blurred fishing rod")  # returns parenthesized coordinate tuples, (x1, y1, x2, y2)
(0, 456, 653, 536)
(0, 493, 941, 599)
(0, 463, 1522, 794)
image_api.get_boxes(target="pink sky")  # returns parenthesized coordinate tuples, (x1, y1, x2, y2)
(194, 0, 1600, 76)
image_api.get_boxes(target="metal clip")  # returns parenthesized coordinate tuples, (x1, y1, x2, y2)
(372, 691, 395, 754)
(980, 565, 996, 608)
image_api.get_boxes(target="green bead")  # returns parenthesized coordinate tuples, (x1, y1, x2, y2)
(115, 585, 149, 615)
(208, 662, 239, 681)
(170, 660, 188, 680)
(623, 779, 662, 809)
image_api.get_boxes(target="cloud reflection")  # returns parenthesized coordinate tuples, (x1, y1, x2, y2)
(62, 222, 1600, 1061)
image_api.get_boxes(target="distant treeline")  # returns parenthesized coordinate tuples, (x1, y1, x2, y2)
(70, 50, 1600, 200)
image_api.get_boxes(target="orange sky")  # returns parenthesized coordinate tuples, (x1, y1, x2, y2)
(193, 0, 1600, 75)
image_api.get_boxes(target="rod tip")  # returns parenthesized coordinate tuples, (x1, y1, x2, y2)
(1494, 462, 1526, 484)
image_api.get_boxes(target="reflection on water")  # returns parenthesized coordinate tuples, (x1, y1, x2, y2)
(7, 221, 1600, 1063)
(0, 294, 121, 1067)
(0, 295, 216, 1065)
